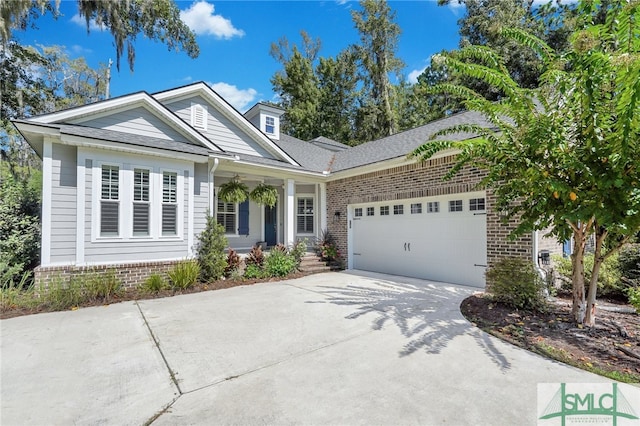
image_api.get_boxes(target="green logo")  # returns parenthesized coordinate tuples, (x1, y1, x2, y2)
(539, 383, 639, 425)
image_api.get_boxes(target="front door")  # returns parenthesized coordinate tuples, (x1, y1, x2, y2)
(265, 203, 277, 247)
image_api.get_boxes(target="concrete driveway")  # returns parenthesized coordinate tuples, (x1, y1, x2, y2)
(1, 271, 605, 425)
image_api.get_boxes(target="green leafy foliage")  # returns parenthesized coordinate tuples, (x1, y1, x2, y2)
(195, 215, 228, 282)
(243, 263, 266, 279)
(486, 258, 547, 311)
(249, 184, 278, 207)
(264, 249, 297, 277)
(218, 179, 249, 204)
(553, 254, 625, 299)
(168, 260, 200, 290)
(142, 273, 168, 293)
(80, 270, 123, 303)
(291, 239, 308, 265)
(618, 244, 640, 289)
(626, 287, 640, 313)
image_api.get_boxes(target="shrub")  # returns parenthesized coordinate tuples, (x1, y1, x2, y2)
(246, 244, 265, 267)
(485, 258, 546, 311)
(168, 260, 201, 290)
(0, 272, 35, 311)
(81, 270, 123, 303)
(619, 244, 640, 289)
(225, 248, 241, 277)
(291, 239, 308, 265)
(552, 253, 625, 299)
(143, 273, 168, 293)
(264, 249, 297, 277)
(42, 277, 84, 311)
(243, 263, 265, 279)
(195, 215, 228, 282)
(627, 287, 640, 313)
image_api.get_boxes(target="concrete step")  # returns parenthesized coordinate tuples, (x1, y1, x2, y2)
(299, 264, 332, 273)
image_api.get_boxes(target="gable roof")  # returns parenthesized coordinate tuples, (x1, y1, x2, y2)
(27, 91, 223, 153)
(152, 82, 299, 166)
(309, 136, 349, 152)
(330, 110, 494, 172)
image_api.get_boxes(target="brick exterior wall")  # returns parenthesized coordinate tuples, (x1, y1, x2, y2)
(34, 260, 182, 290)
(326, 155, 533, 270)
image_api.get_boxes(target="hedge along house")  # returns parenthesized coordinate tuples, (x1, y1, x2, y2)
(15, 82, 560, 288)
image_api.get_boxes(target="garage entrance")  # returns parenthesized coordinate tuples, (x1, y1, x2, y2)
(349, 191, 487, 287)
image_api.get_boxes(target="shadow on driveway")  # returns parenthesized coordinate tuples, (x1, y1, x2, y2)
(305, 274, 511, 370)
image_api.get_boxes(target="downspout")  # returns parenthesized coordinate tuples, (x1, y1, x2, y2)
(208, 158, 219, 215)
(533, 230, 548, 296)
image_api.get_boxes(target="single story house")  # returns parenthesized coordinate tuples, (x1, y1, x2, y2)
(14, 82, 560, 289)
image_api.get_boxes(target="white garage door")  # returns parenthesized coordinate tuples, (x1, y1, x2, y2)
(349, 191, 487, 288)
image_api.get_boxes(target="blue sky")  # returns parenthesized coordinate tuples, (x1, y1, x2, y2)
(15, 1, 465, 112)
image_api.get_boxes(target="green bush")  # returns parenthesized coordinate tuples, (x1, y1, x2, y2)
(42, 277, 84, 311)
(486, 258, 546, 311)
(168, 260, 201, 290)
(143, 273, 168, 293)
(0, 272, 36, 311)
(627, 287, 640, 313)
(195, 215, 228, 282)
(264, 249, 297, 277)
(552, 253, 625, 299)
(291, 239, 308, 265)
(81, 270, 123, 303)
(243, 263, 265, 279)
(619, 244, 640, 289)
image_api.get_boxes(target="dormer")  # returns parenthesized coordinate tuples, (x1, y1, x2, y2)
(244, 103, 285, 141)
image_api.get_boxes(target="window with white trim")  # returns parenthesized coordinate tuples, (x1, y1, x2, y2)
(427, 201, 439, 213)
(265, 116, 275, 134)
(380, 206, 389, 216)
(100, 165, 119, 236)
(132, 168, 150, 236)
(297, 197, 314, 233)
(191, 104, 207, 130)
(366, 207, 374, 216)
(470, 197, 486, 211)
(217, 201, 237, 234)
(393, 204, 404, 215)
(449, 200, 463, 212)
(354, 208, 363, 217)
(162, 172, 178, 235)
(411, 203, 422, 214)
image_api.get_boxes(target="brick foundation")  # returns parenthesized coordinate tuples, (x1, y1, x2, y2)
(34, 260, 182, 290)
(327, 155, 533, 270)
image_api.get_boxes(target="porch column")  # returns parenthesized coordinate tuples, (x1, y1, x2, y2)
(41, 139, 52, 266)
(319, 182, 327, 235)
(284, 178, 295, 247)
(208, 158, 219, 215)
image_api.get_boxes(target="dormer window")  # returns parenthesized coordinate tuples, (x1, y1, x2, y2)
(265, 116, 275, 134)
(191, 103, 207, 130)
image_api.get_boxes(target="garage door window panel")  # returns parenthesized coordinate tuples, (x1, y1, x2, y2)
(366, 207, 374, 216)
(470, 198, 486, 211)
(380, 206, 389, 216)
(449, 200, 463, 212)
(427, 202, 439, 213)
(393, 205, 404, 215)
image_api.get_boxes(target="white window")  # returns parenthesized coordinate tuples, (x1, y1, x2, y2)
(449, 200, 463, 212)
(265, 116, 275, 134)
(297, 197, 314, 233)
(427, 201, 439, 213)
(380, 206, 389, 216)
(366, 207, 374, 216)
(100, 165, 119, 236)
(354, 208, 363, 217)
(191, 103, 207, 130)
(411, 203, 422, 214)
(470, 198, 486, 211)
(393, 204, 404, 215)
(162, 172, 178, 235)
(133, 168, 150, 236)
(217, 201, 237, 234)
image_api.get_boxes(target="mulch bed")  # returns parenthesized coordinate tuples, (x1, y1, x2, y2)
(461, 293, 640, 382)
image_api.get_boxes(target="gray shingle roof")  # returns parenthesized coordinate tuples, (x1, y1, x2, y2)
(273, 134, 335, 173)
(330, 110, 493, 172)
(309, 136, 349, 151)
(56, 124, 214, 156)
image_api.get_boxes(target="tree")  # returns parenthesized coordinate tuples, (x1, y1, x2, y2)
(351, 0, 404, 138)
(0, 0, 199, 71)
(410, 0, 640, 326)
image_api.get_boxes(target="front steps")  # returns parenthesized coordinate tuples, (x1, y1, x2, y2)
(298, 253, 332, 274)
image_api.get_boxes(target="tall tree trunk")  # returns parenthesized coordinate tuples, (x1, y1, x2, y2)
(571, 228, 587, 324)
(585, 227, 607, 327)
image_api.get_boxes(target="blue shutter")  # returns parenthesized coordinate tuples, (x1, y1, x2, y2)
(238, 200, 250, 235)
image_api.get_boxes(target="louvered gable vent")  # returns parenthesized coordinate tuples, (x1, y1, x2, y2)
(191, 103, 207, 130)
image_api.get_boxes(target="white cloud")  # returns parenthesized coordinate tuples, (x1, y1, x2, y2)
(71, 45, 93, 55)
(70, 14, 105, 31)
(208, 82, 257, 111)
(408, 67, 427, 84)
(447, 0, 465, 13)
(180, 2, 244, 39)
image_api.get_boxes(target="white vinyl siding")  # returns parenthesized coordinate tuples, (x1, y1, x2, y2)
(74, 106, 187, 142)
(296, 197, 314, 234)
(163, 96, 274, 158)
(49, 144, 77, 263)
(162, 172, 178, 236)
(193, 163, 209, 237)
